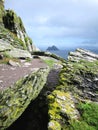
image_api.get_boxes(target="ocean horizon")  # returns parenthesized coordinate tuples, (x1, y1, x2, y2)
(44, 46, 98, 59)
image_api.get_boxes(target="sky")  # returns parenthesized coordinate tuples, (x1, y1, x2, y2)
(4, 0, 98, 50)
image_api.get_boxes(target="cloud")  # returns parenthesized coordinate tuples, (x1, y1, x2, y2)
(5, 0, 98, 48)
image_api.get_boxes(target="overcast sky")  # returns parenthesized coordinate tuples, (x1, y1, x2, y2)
(5, 0, 98, 49)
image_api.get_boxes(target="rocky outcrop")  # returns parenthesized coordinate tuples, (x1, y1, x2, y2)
(46, 45, 59, 51)
(0, 0, 38, 54)
(47, 48, 98, 129)
(0, 40, 32, 59)
(3, 10, 35, 52)
(68, 48, 98, 62)
(0, 67, 49, 130)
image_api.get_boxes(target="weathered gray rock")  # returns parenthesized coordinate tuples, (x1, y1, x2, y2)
(0, 39, 32, 59)
(3, 9, 39, 52)
(0, 40, 13, 52)
(5, 48, 32, 59)
(68, 48, 98, 62)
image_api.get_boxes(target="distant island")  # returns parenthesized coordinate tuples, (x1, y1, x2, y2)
(46, 45, 59, 51)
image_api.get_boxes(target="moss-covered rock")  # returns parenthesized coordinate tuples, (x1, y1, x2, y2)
(0, 1, 38, 53)
(47, 90, 79, 129)
(46, 49, 98, 129)
(59, 60, 98, 101)
(0, 40, 32, 59)
(3, 10, 25, 34)
(0, 67, 49, 130)
(3, 48, 32, 59)
(2, 9, 38, 52)
(0, 0, 4, 24)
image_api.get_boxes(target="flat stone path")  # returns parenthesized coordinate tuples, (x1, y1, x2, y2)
(0, 59, 47, 90)
(46, 68, 61, 88)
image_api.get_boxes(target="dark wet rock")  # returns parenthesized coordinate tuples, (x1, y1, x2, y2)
(0, 54, 3, 59)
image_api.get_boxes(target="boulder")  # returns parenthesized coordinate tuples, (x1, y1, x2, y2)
(5, 48, 32, 59)
(0, 67, 49, 130)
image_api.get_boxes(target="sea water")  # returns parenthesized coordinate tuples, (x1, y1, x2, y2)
(47, 47, 98, 59)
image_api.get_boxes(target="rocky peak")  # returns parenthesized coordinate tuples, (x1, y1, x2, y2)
(47, 45, 59, 51)
(68, 48, 98, 62)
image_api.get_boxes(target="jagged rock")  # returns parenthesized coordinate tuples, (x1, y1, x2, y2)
(0, 0, 39, 53)
(46, 45, 59, 51)
(3, 9, 38, 52)
(68, 48, 98, 62)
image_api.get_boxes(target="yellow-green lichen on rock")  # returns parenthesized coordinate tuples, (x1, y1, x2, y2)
(47, 49, 98, 130)
(48, 90, 79, 129)
(48, 120, 61, 130)
(0, 67, 49, 130)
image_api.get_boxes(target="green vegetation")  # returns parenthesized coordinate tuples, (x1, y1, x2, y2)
(43, 59, 55, 68)
(47, 59, 98, 130)
(69, 102, 98, 130)
(59, 59, 98, 93)
(0, 0, 4, 23)
(3, 10, 25, 32)
(0, 57, 19, 64)
(0, 26, 25, 50)
(78, 102, 98, 128)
